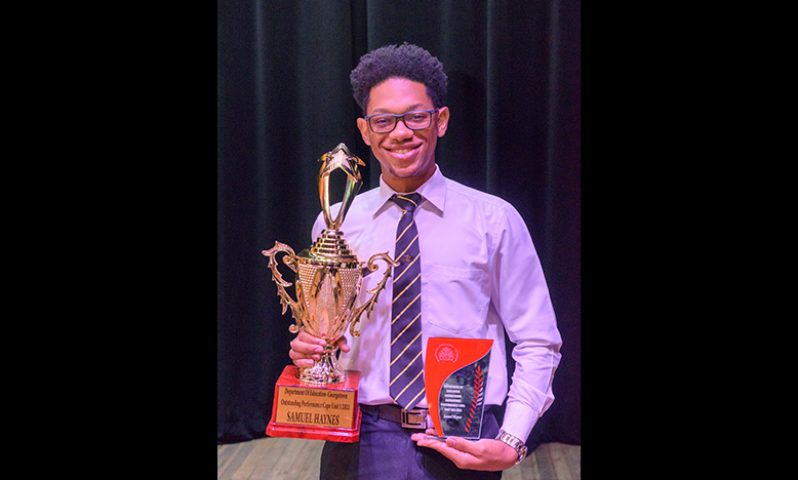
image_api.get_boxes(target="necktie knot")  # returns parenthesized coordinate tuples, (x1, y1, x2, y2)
(391, 193, 423, 213)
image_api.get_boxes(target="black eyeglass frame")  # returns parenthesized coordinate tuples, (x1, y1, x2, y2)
(362, 108, 440, 133)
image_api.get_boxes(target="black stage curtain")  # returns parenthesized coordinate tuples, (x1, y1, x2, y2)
(218, 0, 580, 448)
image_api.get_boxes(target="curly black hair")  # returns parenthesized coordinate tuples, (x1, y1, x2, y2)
(350, 42, 448, 113)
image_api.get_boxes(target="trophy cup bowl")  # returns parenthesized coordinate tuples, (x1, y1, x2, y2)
(263, 237, 394, 384)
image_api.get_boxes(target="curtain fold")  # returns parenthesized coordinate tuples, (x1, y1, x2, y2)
(218, 0, 580, 446)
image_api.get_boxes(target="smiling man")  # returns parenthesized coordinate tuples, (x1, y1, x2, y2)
(289, 43, 562, 479)
(355, 76, 448, 193)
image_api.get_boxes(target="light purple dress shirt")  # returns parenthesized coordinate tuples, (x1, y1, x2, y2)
(311, 165, 562, 442)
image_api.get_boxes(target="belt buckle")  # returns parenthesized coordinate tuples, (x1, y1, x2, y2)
(400, 407, 428, 429)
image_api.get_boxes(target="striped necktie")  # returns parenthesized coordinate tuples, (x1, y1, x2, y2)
(389, 193, 425, 410)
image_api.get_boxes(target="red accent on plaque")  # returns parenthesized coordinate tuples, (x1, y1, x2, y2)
(266, 365, 362, 443)
(425, 337, 494, 437)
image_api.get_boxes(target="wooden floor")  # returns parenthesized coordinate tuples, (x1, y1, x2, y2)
(218, 437, 580, 479)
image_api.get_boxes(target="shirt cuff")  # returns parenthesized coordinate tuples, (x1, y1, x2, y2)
(500, 401, 538, 443)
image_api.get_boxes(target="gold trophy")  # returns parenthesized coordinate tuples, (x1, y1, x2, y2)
(262, 143, 396, 442)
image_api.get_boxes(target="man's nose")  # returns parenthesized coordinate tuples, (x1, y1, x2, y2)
(390, 118, 415, 139)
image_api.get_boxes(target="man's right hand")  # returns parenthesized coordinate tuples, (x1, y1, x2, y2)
(288, 331, 350, 368)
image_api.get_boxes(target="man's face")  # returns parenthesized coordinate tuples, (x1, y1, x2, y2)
(356, 77, 449, 193)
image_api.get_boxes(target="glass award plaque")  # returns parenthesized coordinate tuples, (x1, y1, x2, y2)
(424, 337, 493, 440)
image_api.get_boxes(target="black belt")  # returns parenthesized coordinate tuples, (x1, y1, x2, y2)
(361, 404, 431, 429)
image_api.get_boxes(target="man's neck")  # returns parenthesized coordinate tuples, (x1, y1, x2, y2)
(382, 168, 436, 193)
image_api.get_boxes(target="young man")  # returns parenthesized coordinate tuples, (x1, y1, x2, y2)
(289, 43, 562, 479)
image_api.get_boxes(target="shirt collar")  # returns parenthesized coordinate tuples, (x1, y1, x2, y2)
(372, 164, 446, 218)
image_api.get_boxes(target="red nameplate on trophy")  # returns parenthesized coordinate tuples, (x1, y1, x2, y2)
(266, 365, 362, 443)
(425, 337, 493, 440)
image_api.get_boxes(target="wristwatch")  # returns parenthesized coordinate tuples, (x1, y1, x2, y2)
(496, 429, 528, 465)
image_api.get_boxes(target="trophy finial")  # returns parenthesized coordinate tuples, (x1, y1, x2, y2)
(318, 143, 366, 230)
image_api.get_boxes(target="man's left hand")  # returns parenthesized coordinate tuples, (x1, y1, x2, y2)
(410, 430, 519, 471)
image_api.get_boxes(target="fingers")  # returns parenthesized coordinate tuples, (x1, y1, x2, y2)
(288, 350, 316, 368)
(411, 434, 471, 468)
(297, 330, 327, 346)
(288, 331, 350, 368)
(334, 336, 350, 353)
(411, 436, 512, 471)
(410, 432, 447, 449)
(410, 428, 438, 441)
(445, 436, 484, 457)
(289, 331, 326, 367)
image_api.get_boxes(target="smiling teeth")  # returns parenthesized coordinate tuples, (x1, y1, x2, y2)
(393, 149, 411, 153)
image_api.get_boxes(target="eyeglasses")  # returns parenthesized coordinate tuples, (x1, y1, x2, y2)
(363, 109, 438, 133)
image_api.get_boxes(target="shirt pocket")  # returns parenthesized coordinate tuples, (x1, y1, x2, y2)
(421, 263, 490, 335)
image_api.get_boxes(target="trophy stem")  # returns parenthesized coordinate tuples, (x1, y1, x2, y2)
(300, 345, 344, 384)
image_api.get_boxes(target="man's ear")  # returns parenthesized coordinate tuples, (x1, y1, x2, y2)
(356, 117, 371, 146)
(435, 106, 450, 138)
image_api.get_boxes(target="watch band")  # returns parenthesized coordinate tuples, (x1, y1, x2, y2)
(496, 429, 528, 465)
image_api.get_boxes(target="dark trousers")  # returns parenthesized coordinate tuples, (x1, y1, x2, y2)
(319, 405, 503, 480)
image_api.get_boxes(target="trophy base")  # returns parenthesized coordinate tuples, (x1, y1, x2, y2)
(267, 365, 362, 443)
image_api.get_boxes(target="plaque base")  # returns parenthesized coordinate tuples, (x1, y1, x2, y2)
(266, 365, 361, 443)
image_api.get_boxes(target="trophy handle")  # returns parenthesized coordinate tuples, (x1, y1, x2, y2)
(262, 242, 305, 333)
(349, 252, 398, 337)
